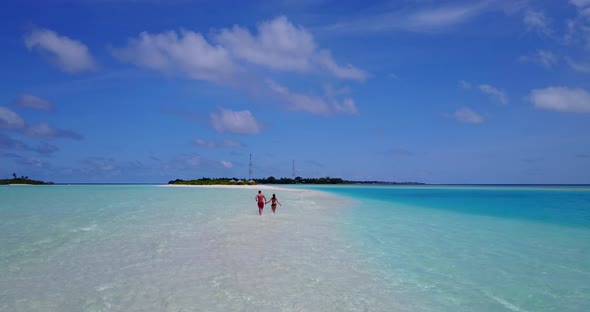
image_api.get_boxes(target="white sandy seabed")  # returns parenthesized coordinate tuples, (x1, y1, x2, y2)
(1, 184, 407, 312)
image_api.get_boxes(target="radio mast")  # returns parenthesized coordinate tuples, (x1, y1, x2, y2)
(292, 160, 295, 179)
(249, 153, 253, 180)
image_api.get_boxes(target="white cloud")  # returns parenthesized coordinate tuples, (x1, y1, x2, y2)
(185, 156, 201, 167)
(323, 2, 491, 34)
(215, 16, 366, 80)
(194, 138, 217, 148)
(13, 94, 54, 111)
(267, 80, 330, 115)
(478, 84, 508, 104)
(523, 10, 551, 36)
(332, 98, 358, 114)
(210, 108, 261, 134)
(194, 138, 244, 148)
(0, 106, 26, 129)
(111, 30, 235, 83)
(519, 50, 557, 68)
(458, 80, 471, 89)
(453, 107, 483, 124)
(223, 139, 244, 147)
(24, 122, 83, 140)
(25, 28, 96, 73)
(566, 58, 590, 73)
(570, 0, 590, 8)
(530, 87, 590, 113)
(220, 160, 233, 168)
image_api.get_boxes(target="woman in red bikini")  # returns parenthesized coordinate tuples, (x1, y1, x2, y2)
(255, 190, 267, 215)
(266, 194, 282, 214)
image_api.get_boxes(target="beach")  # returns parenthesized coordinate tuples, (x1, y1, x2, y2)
(1, 184, 589, 311)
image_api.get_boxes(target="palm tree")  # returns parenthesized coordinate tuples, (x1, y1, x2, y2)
(12, 173, 16, 179)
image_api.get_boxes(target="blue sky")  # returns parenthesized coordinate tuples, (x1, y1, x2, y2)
(1, 0, 589, 184)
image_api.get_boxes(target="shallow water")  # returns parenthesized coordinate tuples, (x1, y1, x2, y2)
(0, 185, 400, 311)
(1, 185, 589, 311)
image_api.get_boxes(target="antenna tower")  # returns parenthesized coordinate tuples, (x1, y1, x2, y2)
(292, 160, 295, 179)
(249, 153, 253, 180)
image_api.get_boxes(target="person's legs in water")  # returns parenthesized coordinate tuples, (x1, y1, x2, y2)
(258, 201, 264, 215)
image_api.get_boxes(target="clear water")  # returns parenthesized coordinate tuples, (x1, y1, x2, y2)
(1, 185, 589, 311)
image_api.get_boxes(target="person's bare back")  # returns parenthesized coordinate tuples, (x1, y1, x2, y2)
(255, 190, 266, 215)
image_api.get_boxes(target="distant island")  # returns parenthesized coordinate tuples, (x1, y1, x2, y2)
(0, 173, 54, 185)
(168, 176, 424, 185)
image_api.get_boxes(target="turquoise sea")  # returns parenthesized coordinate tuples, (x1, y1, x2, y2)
(1, 185, 589, 311)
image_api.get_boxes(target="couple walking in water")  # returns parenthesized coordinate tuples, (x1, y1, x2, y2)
(255, 190, 281, 215)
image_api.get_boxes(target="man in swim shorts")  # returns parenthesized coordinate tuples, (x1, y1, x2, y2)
(255, 190, 267, 215)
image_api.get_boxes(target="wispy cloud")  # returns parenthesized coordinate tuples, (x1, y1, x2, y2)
(194, 138, 245, 148)
(452, 107, 484, 124)
(519, 50, 558, 68)
(530, 86, 590, 113)
(322, 1, 493, 34)
(267, 80, 357, 115)
(24, 122, 84, 140)
(220, 160, 233, 168)
(0, 106, 26, 129)
(332, 98, 358, 114)
(566, 57, 590, 73)
(523, 10, 551, 36)
(267, 80, 330, 115)
(458, 81, 508, 104)
(13, 94, 55, 111)
(0, 134, 59, 155)
(25, 28, 96, 73)
(478, 84, 508, 104)
(458, 80, 472, 89)
(210, 108, 261, 134)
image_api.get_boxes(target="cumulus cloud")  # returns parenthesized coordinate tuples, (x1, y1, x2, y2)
(519, 50, 557, 68)
(210, 108, 261, 134)
(111, 30, 235, 83)
(13, 94, 54, 111)
(111, 16, 366, 82)
(220, 160, 233, 168)
(215, 16, 366, 80)
(453, 107, 483, 124)
(530, 87, 590, 113)
(0, 106, 26, 129)
(523, 10, 551, 36)
(24, 122, 83, 140)
(478, 84, 508, 104)
(25, 28, 96, 73)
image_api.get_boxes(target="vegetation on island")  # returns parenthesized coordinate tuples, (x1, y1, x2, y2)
(0, 173, 54, 185)
(169, 176, 424, 185)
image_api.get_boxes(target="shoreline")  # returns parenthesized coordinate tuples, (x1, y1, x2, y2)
(161, 183, 297, 192)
